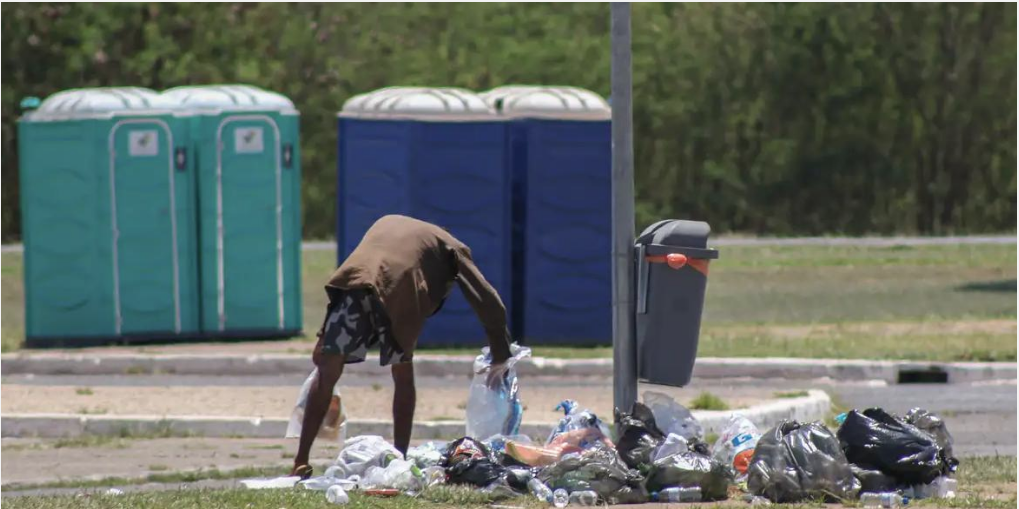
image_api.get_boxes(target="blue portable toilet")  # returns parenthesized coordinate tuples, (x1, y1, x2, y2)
(481, 86, 612, 345)
(337, 87, 512, 345)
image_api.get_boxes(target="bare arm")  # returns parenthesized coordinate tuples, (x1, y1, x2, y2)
(453, 247, 512, 364)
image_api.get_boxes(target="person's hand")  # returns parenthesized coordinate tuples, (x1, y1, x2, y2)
(484, 360, 510, 390)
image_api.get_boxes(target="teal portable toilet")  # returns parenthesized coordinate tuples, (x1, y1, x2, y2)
(161, 85, 302, 337)
(18, 87, 200, 346)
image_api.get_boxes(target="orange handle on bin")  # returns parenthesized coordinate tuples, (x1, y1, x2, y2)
(646, 253, 710, 276)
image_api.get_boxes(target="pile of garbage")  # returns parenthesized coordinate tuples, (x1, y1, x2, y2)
(248, 346, 962, 506)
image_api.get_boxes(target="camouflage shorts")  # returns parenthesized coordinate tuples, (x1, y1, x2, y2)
(317, 289, 409, 366)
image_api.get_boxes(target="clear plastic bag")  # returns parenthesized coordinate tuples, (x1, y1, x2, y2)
(286, 369, 346, 442)
(711, 414, 762, 479)
(643, 391, 703, 441)
(359, 458, 423, 492)
(904, 408, 959, 473)
(646, 451, 733, 501)
(546, 400, 612, 446)
(465, 344, 531, 440)
(334, 435, 402, 478)
(536, 445, 648, 504)
(651, 433, 690, 463)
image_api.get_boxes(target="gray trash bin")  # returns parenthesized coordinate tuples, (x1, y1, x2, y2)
(635, 219, 719, 387)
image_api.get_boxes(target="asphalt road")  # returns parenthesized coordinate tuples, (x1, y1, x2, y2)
(5, 373, 1014, 457)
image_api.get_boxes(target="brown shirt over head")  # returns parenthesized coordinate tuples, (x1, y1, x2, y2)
(325, 215, 511, 362)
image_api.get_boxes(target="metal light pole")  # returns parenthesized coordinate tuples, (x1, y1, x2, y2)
(610, 2, 637, 414)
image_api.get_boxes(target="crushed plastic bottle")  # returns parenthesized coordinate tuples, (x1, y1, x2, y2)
(105, 488, 124, 496)
(910, 477, 957, 499)
(568, 490, 599, 506)
(528, 478, 554, 503)
(553, 488, 569, 508)
(652, 486, 702, 503)
(860, 492, 907, 508)
(423, 465, 446, 488)
(326, 485, 350, 504)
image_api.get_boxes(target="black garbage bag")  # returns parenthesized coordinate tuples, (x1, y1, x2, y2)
(747, 420, 858, 503)
(441, 437, 507, 487)
(851, 464, 898, 493)
(904, 407, 959, 473)
(537, 445, 649, 504)
(614, 402, 666, 470)
(645, 451, 733, 501)
(837, 408, 947, 485)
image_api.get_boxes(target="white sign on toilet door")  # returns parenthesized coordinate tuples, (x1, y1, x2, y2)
(234, 127, 265, 154)
(128, 130, 159, 156)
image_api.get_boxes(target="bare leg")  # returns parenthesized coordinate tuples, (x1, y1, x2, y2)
(292, 354, 345, 472)
(391, 362, 416, 456)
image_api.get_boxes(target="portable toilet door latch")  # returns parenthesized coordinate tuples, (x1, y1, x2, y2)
(175, 147, 187, 171)
(282, 143, 293, 168)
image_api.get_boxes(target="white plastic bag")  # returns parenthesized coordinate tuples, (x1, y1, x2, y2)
(335, 435, 402, 478)
(465, 343, 531, 440)
(651, 433, 690, 463)
(643, 391, 703, 440)
(286, 369, 347, 442)
(240, 476, 301, 489)
(711, 414, 761, 479)
(406, 441, 447, 469)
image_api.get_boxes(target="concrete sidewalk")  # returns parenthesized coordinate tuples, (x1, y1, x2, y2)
(4, 350, 1015, 384)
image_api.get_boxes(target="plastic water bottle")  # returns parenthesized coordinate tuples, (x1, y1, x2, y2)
(652, 487, 702, 502)
(860, 492, 905, 508)
(568, 490, 599, 506)
(527, 478, 553, 503)
(326, 485, 350, 505)
(553, 488, 569, 508)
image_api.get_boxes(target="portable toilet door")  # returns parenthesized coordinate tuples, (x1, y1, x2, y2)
(481, 86, 612, 345)
(162, 85, 302, 338)
(338, 87, 513, 345)
(18, 87, 200, 346)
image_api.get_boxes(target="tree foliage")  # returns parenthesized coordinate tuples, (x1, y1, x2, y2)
(2, 3, 1015, 241)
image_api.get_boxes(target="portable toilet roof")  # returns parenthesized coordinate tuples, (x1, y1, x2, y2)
(21, 87, 178, 121)
(160, 84, 297, 114)
(481, 85, 611, 120)
(339, 87, 495, 120)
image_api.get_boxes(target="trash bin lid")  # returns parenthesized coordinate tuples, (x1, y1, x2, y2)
(636, 220, 719, 259)
(161, 84, 297, 114)
(338, 86, 495, 120)
(22, 87, 177, 121)
(480, 85, 610, 120)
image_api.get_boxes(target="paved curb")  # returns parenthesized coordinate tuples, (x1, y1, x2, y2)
(0, 391, 830, 440)
(3, 353, 1015, 383)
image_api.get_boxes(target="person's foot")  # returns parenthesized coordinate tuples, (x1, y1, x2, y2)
(289, 463, 313, 480)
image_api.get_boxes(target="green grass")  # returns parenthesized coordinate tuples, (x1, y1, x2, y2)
(2, 457, 1014, 508)
(75, 387, 95, 396)
(1, 485, 541, 509)
(773, 390, 810, 399)
(688, 392, 730, 411)
(957, 455, 1018, 485)
(2, 243, 1015, 357)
